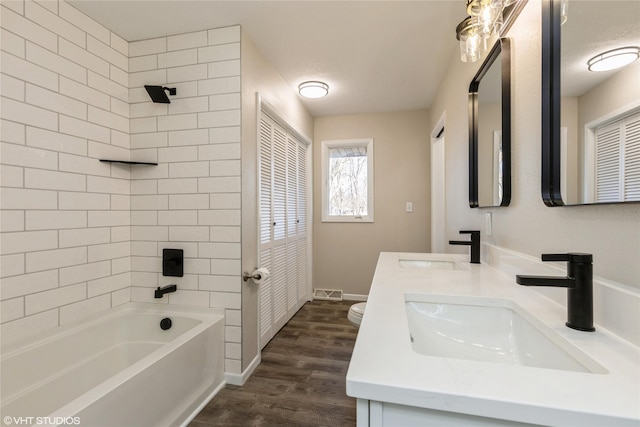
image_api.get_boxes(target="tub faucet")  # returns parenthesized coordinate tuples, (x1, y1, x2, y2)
(516, 253, 595, 332)
(155, 284, 177, 299)
(449, 230, 480, 263)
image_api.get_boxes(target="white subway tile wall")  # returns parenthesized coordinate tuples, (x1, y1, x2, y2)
(128, 25, 242, 374)
(1, 0, 131, 344)
(1, 1, 243, 374)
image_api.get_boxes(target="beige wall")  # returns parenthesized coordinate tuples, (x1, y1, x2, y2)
(558, 62, 640, 204)
(578, 61, 640, 131)
(428, 38, 479, 252)
(430, 0, 640, 288)
(313, 111, 431, 296)
(240, 29, 313, 369)
(577, 60, 640, 201)
(560, 96, 579, 204)
(478, 102, 501, 206)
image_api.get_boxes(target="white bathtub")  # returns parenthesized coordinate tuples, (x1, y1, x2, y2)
(1, 303, 225, 427)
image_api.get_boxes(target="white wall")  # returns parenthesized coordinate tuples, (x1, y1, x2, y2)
(0, 0, 246, 375)
(430, 0, 640, 289)
(0, 1, 310, 379)
(126, 26, 243, 375)
(1, 1, 132, 344)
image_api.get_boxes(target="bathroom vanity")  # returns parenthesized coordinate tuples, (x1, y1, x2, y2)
(345, 251, 640, 426)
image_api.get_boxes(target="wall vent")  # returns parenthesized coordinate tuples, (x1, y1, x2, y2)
(313, 288, 343, 301)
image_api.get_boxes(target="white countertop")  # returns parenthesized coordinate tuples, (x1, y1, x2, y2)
(345, 252, 640, 426)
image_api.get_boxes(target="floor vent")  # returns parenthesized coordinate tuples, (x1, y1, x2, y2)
(313, 288, 343, 301)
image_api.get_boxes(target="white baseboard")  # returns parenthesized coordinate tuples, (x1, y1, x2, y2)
(224, 353, 261, 386)
(343, 293, 368, 301)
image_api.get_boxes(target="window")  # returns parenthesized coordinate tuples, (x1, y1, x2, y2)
(321, 138, 374, 222)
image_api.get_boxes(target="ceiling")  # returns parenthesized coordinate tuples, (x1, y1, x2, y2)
(560, 0, 640, 98)
(68, 1, 467, 117)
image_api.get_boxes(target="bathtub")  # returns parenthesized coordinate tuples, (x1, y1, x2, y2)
(1, 303, 225, 427)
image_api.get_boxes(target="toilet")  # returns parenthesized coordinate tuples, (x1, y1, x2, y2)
(348, 302, 367, 328)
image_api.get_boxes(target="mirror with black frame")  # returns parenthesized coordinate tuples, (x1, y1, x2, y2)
(542, 0, 640, 206)
(469, 38, 511, 208)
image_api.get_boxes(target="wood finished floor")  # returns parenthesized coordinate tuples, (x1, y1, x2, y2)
(190, 300, 358, 427)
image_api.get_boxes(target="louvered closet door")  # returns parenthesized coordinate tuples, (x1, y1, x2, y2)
(258, 117, 275, 345)
(296, 141, 308, 308)
(595, 123, 621, 203)
(624, 115, 640, 201)
(258, 113, 310, 349)
(271, 124, 289, 335)
(595, 111, 640, 202)
(286, 135, 299, 315)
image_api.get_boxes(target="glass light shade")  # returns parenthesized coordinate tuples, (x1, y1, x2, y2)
(587, 47, 640, 72)
(456, 16, 486, 62)
(460, 34, 484, 63)
(478, 0, 503, 36)
(298, 81, 329, 98)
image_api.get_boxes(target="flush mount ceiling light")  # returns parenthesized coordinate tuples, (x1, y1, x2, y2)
(298, 81, 329, 98)
(587, 47, 640, 72)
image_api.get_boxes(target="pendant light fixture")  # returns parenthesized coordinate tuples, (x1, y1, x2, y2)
(298, 81, 329, 98)
(455, 0, 522, 63)
(587, 47, 640, 72)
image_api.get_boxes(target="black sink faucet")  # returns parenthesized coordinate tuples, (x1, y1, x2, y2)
(516, 253, 595, 332)
(155, 284, 177, 299)
(449, 230, 480, 264)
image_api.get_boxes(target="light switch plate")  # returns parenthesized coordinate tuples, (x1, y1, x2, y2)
(485, 212, 492, 236)
(406, 202, 413, 213)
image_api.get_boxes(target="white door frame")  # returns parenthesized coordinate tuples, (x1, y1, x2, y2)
(430, 112, 446, 254)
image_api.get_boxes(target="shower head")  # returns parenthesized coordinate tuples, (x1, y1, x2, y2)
(144, 85, 177, 103)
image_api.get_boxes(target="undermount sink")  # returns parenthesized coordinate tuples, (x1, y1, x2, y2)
(399, 259, 466, 271)
(404, 293, 606, 374)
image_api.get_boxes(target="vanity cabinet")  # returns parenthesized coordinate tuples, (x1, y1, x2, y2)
(345, 252, 640, 427)
(357, 399, 540, 427)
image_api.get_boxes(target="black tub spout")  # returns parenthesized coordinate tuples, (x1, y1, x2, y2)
(155, 284, 177, 298)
